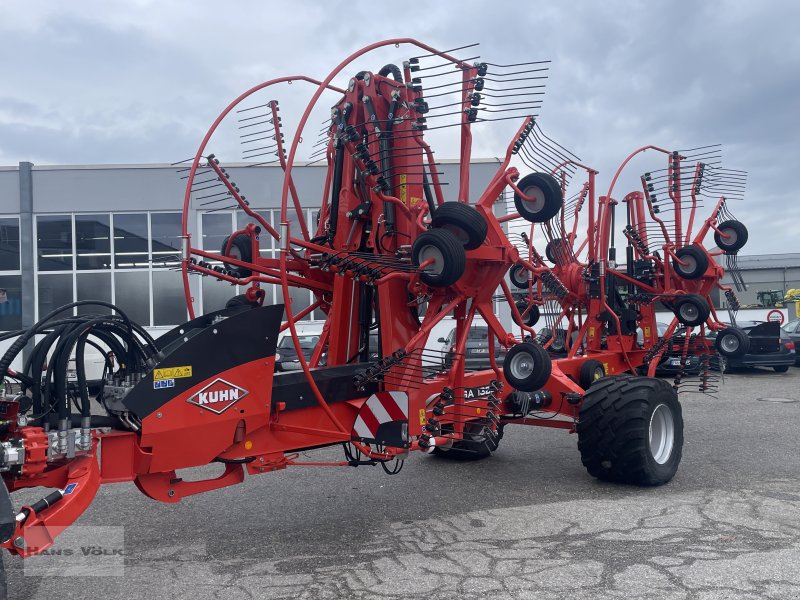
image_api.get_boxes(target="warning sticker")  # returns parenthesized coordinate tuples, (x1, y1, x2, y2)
(153, 366, 192, 381)
(154, 379, 175, 390)
(399, 174, 408, 205)
(419, 408, 426, 426)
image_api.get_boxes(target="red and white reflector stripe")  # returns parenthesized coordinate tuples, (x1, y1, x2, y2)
(352, 391, 408, 442)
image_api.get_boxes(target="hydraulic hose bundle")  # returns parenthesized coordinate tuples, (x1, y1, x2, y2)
(0, 301, 158, 430)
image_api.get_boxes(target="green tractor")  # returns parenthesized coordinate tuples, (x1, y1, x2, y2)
(757, 289, 785, 308)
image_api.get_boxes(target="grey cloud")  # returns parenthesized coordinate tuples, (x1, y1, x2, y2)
(0, 0, 797, 253)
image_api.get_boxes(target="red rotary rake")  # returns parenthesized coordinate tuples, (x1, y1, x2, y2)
(0, 39, 750, 561)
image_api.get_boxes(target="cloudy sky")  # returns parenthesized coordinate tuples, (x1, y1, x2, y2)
(1, 0, 797, 254)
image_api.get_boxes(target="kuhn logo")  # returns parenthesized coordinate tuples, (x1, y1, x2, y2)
(186, 378, 248, 415)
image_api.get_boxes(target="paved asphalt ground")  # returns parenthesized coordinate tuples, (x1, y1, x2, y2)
(5, 367, 800, 599)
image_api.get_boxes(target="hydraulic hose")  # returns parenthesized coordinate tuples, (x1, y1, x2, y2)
(378, 63, 403, 83)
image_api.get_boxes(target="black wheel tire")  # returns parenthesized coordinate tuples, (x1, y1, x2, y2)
(411, 229, 466, 287)
(545, 238, 570, 264)
(430, 202, 488, 250)
(672, 245, 709, 279)
(503, 342, 552, 392)
(509, 264, 533, 289)
(579, 359, 606, 390)
(512, 300, 540, 327)
(546, 328, 568, 354)
(714, 220, 748, 254)
(433, 422, 503, 461)
(225, 294, 260, 309)
(220, 234, 252, 278)
(577, 375, 684, 486)
(514, 172, 563, 223)
(714, 327, 750, 358)
(774, 365, 789, 373)
(672, 294, 711, 327)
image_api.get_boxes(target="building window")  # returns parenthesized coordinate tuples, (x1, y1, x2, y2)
(77, 272, 112, 315)
(150, 213, 182, 268)
(114, 270, 150, 325)
(76, 214, 111, 270)
(0, 218, 20, 271)
(0, 275, 22, 331)
(38, 273, 73, 320)
(201, 212, 233, 265)
(152, 271, 186, 326)
(113, 213, 149, 269)
(37, 215, 73, 271)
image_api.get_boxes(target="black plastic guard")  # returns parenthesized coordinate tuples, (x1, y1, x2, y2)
(123, 304, 283, 420)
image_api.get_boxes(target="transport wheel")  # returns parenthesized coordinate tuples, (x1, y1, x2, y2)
(714, 327, 749, 358)
(509, 264, 532, 289)
(545, 238, 570, 264)
(220, 233, 252, 278)
(433, 422, 503, 461)
(577, 375, 684, 486)
(551, 329, 568, 353)
(503, 342, 552, 392)
(579, 359, 606, 390)
(514, 172, 563, 223)
(672, 245, 709, 279)
(430, 202, 488, 250)
(672, 294, 710, 327)
(512, 300, 540, 327)
(714, 220, 748, 254)
(774, 365, 789, 373)
(411, 229, 466, 287)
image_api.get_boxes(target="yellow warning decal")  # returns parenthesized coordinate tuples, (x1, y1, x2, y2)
(154, 366, 193, 381)
(419, 408, 426, 426)
(588, 326, 596, 338)
(644, 326, 651, 338)
(399, 174, 408, 205)
(410, 196, 423, 207)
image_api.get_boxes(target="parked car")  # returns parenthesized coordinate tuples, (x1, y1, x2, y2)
(780, 319, 800, 365)
(275, 332, 324, 371)
(708, 320, 796, 372)
(439, 326, 506, 371)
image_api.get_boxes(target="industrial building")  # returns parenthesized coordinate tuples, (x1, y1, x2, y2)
(715, 253, 800, 309)
(0, 160, 501, 336)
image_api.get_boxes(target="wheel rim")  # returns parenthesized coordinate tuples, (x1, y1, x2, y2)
(677, 255, 696, 275)
(592, 367, 604, 380)
(721, 228, 737, 246)
(521, 185, 546, 213)
(418, 245, 444, 275)
(509, 351, 535, 380)
(552, 333, 565, 351)
(649, 403, 675, 465)
(720, 334, 739, 353)
(512, 266, 528, 285)
(679, 302, 699, 322)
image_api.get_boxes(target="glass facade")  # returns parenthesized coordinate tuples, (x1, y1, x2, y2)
(199, 209, 315, 321)
(0, 217, 21, 330)
(34, 212, 186, 327)
(0, 208, 320, 332)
